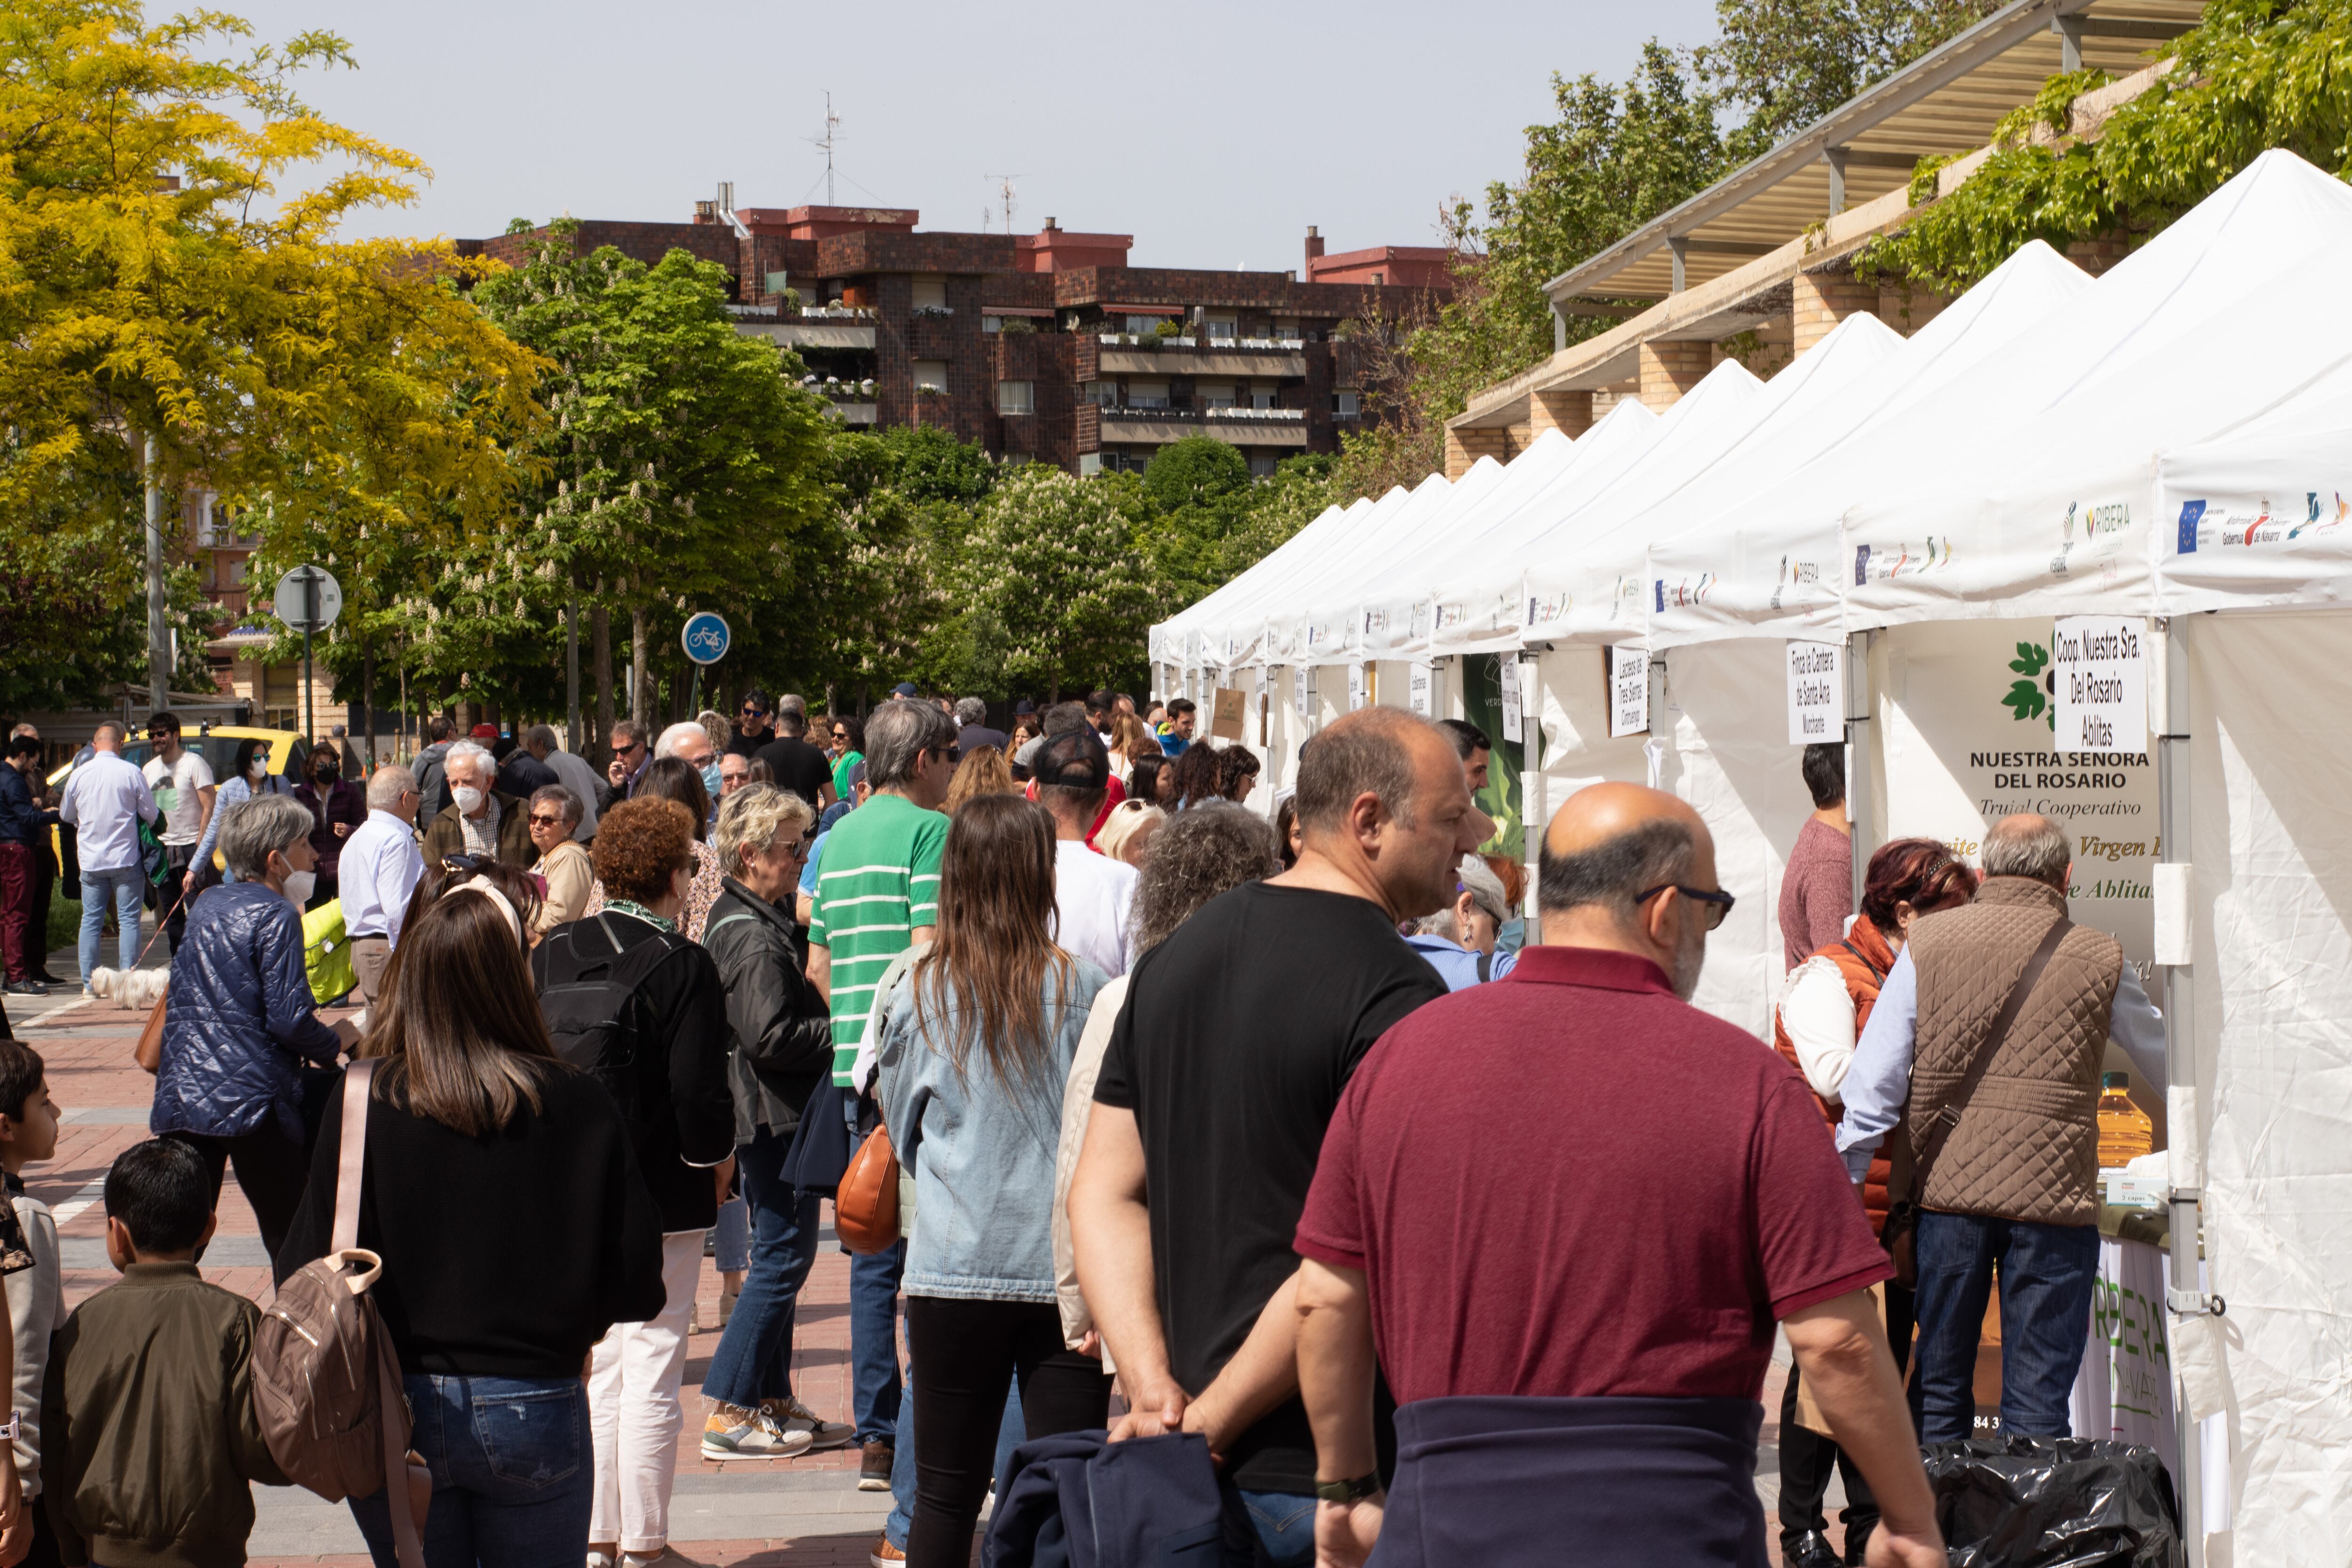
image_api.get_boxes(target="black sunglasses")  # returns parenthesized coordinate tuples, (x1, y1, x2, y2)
(1637, 883, 1736, 931)
(441, 852, 487, 873)
(741, 705, 768, 717)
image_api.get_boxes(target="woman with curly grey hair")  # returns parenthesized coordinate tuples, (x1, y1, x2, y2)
(1049, 801, 1283, 1355)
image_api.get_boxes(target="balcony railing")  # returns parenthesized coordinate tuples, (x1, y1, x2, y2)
(1095, 334, 1307, 351)
(1100, 406, 1305, 425)
(912, 304, 955, 318)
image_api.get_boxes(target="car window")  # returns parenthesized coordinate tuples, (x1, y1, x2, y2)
(284, 740, 309, 779)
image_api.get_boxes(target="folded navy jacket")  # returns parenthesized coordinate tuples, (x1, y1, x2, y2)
(983, 1428, 1224, 1568)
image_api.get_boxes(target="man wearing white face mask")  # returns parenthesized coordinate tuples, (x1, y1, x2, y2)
(422, 740, 536, 868)
(655, 722, 724, 829)
(150, 793, 358, 1263)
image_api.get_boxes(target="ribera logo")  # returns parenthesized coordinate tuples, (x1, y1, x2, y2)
(1769, 555, 1823, 612)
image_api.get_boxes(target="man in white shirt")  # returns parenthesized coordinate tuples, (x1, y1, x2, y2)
(56, 721, 157, 991)
(1034, 729, 1136, 978)
(340, 764, 424, 1006)
(523, 724, 601, 841)
(138, 712, 215, 954)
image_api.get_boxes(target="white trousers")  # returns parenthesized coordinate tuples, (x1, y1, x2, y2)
(588, 1230, 704, 1552)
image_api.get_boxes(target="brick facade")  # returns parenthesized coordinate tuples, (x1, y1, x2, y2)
(1793, 264, 1880, 356)
(1637, 339, 1712, 410)
(1529, 387, 1594, 440)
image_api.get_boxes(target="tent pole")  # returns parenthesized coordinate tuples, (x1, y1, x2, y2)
(1523, 653, 1546, 944)
(1845, 629, 1877, 912)
(2154, 614, 2209, 1562)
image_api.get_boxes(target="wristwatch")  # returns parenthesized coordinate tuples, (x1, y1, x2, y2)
(0, 1413, 18, 1442)
(1313, 1471, 1380, 1504)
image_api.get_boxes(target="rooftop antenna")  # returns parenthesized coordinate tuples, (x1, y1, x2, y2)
(985, 173, 1022, 235)
(809, 93, 842, 207)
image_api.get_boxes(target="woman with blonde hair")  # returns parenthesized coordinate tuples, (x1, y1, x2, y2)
(1090, 798, 1165, 868)
(944, 743, 1019, 814)
(278, 876, 665, 1568)
(875, 795, 1111, 1568)
(1106, 712, 1159, 783)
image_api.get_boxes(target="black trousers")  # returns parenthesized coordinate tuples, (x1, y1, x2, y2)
(1777, 1281, 1915, 1560)
(904, 1294, 1111, 1568)
(167, 1125, 313, 1261)
(152, 845, 198, 953)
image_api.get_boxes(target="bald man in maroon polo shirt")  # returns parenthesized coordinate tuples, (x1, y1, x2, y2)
(1292, 783, 1942, 1568)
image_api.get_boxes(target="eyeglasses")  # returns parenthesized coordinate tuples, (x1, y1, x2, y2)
(528, 813, 565, 827)
(1636, 883, 1737, 931)
(617, 739, 645, 755)
(741, 706, 768, 718)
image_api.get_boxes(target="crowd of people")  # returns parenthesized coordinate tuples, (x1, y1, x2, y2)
(0, 685, 2161, 1568)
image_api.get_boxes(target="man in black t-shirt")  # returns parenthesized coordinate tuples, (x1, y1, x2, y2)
(752, 703, 837, 811)
(727, 689, 775, 758)
(1073, 707, 1492, 1563)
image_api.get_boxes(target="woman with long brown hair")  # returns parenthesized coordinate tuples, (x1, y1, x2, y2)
(943, 743, 1019, 814)
(874, 794, 1110, 1568)
(276, 880, 666, 1568)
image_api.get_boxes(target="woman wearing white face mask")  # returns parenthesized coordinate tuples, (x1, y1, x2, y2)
(151, 793, 358, 1262)
(190, 737, 295, 888)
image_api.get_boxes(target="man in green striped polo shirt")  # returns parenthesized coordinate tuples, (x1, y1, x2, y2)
(807, 699, 957, 1079)
(803, 694, 959, 1489)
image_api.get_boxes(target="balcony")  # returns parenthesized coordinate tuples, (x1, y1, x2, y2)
(1094, 336, 1307, 378)
(1097, 406, 1306, 448)
(824, 403, 879, 425)
(738, 317, 875, 350)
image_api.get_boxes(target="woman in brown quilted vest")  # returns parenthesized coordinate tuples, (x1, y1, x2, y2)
(1770, 837, 1974, 1568)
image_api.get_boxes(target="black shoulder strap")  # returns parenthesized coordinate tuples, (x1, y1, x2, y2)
(1915, 915, 2073, 1177)
(1477, 950, 1493, 983)
(1838, 938, 1888, 987)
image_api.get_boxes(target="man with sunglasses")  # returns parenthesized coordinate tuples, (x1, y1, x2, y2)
(1290, 782, 1941, 1568)
(607, 719, 652, 801)
(728, 691, 776, 759)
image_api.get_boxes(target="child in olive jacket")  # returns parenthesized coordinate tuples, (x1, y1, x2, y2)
(42, 1139, 286, 1568)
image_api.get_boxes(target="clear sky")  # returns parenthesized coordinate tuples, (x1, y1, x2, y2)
(229, 0, 1720, 270)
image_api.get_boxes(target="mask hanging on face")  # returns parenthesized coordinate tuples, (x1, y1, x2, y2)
(700, 762, 724, 800)
(279, 868, 316, 907)
(451, 786, 485, 814)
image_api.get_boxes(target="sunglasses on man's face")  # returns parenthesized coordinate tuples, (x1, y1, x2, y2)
(742, 706, 768, 718)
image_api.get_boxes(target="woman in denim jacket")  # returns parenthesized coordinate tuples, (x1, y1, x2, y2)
(876, 793, 1109, 1568)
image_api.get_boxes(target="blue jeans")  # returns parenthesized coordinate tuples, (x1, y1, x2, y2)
(713, 1194, 750, 1275)
(850, 1236, 906, 1443)
(78, 866, 143, 982)
(351, 1374, 591, 1568)
(885, 1374, 1024, 1552)
(1911, 1210, 2100, 1444)
(699, 1130, 821, 1409)
(1230, 1487, 1317, 1566)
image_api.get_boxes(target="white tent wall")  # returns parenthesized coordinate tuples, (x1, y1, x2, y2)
(2183, 612, 2352, 1568)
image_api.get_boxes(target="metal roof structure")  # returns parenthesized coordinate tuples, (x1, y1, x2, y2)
(1546, 0, 2206, 306)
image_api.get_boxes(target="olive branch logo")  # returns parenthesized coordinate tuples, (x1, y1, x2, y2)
(2003, 641, 2054, 730)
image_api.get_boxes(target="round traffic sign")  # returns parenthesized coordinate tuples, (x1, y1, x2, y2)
(681, 612, 731, 666)
(272, 565, 343, 631)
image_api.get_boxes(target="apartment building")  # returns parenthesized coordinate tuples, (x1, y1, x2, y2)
(467, 197, 1450, 476)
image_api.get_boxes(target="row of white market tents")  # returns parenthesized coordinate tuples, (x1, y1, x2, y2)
(1149, 149, 2352, 1565)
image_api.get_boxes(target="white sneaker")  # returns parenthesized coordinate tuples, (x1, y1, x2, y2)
(760, 1394, 856, 1452)
(587, 1549, 617, 1568)
(700, 1401, 814, 1460)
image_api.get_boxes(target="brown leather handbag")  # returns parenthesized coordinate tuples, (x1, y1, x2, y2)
(834, 1118, 902, 1254)
(134, 997, 167, 1074)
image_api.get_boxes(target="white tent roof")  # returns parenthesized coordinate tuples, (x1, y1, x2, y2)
(1534, 310, 1908, 646)
(1842, 149, 2352, 629)
(1193, 475, 1441, 669)
(1152, 490, 1387, 669)
(1647, 237, 2095, 646)
(2157, 350, 2352, 613)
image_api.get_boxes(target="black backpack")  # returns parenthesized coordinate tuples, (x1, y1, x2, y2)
(536, 915, 680, 1132)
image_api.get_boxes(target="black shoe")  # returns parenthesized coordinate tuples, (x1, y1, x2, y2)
(858, 1439, 893, 1491)
(1783, 1532, 1840, 1568)
(29, 971, 61, 986)
(3, 981, 46, 997)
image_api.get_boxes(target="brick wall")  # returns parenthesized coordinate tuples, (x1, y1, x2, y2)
(480, 222, 747, 296)
(1445, 424, 1518, 478)
(816, 230, 1016, 278)
(1638, 339, 1712, 410)
(1793, 264, 1879, 356)
(1530, 387, 1593, 439)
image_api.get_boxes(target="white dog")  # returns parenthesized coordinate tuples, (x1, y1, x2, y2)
(90, 967, 170, 1011)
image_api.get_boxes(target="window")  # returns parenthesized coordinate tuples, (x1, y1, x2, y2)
(1079, 453, 1105, 477)
(996, 380, 1034, 415)
(1202, 312, 1237, 340)
(1333, 390, 1361, 418)
(911, 275, 948, 310)
(1249, 454, 1279, 478)
(1123, 314, 1162, 336)
(1251, 384, 1277, 411)
(1198, 382, 1236, 410)
(1127, 379, 1169, 410)
(982, 315, 1002, 333)
(912, 360, 949, 394)
(1083, 381, 1119, 407)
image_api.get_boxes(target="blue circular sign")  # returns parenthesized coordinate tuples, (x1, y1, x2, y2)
(681, 612, 731, 666)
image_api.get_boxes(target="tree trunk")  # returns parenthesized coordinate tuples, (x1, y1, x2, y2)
(566, 595, 582, 758)
(360, 645, 376, 771)
(591, 603, 614, 765)
(630, 607, 649, 726)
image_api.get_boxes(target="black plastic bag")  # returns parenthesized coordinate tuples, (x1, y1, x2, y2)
(1922, 1436, 2182, 1568)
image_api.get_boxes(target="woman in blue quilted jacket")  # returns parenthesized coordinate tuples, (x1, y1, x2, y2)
(151, 791, 353, 1260)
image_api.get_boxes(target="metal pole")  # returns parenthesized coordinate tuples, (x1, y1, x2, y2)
(302, 567, 318, 743)
(1846, 629, 1876, 913)
(566, 597, 582, 753)
(144, 433, 169, 714)
(2154, 614, 2210, 1560)
(1522, 653, 1546, 944)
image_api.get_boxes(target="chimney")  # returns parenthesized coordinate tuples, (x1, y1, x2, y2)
(693, 199, 716, 224)
(1304, 224, 1325, 275)
(1043, 216, 1058, 231)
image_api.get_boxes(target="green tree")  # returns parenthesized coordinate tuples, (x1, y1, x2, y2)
(1700, 0, 2004, 160)
(958, 466, 1154, 701)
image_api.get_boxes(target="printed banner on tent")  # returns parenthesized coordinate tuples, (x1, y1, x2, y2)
(1347, 664, 1367, 711)
(1500, 655, 1523, 744)
(2051, 617, 2146, 755)
(1408, 663, 1433, 716)
(1609, 645, 1649, 738)
(1881, 620, 2158, 968)
(1787, 641, 1843, 746)
(1294, 666, 1311, 720)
